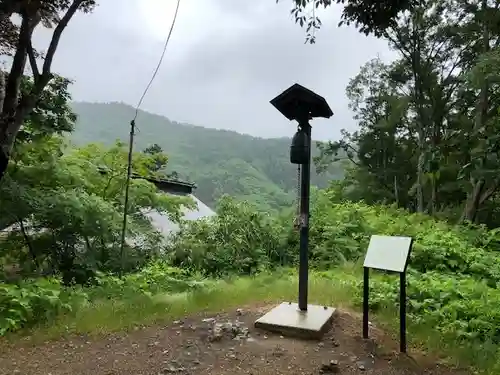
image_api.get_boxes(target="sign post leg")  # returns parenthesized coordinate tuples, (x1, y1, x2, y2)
(400, 271, 407, 353)
(298, 122, 311, 312)
(363, 266, 369, 339)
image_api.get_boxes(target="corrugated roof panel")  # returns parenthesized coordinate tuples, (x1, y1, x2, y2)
(145, 194, 215, 237)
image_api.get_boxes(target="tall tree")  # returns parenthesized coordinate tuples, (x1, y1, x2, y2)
(0, 0, 96, 182)
(315, 0, 500, 225)
(452, 0, 500, 222)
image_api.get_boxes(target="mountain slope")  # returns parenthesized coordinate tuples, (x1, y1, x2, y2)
(70, 101, 343, 209)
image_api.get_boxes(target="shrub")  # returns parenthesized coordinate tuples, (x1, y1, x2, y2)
(89, 262, 207, 299)
(167, 196, 286, 276)
(0, 278, 86, 335)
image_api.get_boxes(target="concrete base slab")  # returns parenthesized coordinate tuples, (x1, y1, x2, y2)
(254, 302, 336, 340)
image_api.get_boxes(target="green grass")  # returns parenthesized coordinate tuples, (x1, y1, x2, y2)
(5, 266, 357, 342)
(3, 265, 497, 374)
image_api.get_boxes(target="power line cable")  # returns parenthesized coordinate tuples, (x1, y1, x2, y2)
(119, 0, 182, 274)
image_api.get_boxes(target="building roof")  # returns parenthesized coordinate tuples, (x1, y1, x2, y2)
(97, 166, 197, 195)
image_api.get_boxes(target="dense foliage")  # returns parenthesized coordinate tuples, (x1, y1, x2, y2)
(0, 262, 204, 335)
(0, 85, 192, 284)
(309, 0, 500, 231)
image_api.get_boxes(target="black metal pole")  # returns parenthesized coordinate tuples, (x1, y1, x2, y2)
(119, 120, 135, 277)
(400, 271, 407, 353)
(298, 121, 311, 311)
(363, 267, 369, 338)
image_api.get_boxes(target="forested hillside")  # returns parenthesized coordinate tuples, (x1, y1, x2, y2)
(70, 102, 344, 209)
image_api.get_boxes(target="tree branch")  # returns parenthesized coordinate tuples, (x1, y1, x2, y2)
(0, 1, 85, 160)
(1, 15, 30, 116)
(479, 178, 500, 205)
(41, 0, 85, 80)
(27, 39, 40, 82)
(18, 217, 40, 269)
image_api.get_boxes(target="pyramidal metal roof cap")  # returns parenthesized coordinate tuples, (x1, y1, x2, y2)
(270, 83, 333, 122)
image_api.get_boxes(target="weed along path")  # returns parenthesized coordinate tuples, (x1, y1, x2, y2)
(0, 305, 470, 375)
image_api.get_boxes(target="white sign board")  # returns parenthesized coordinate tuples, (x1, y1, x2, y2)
(363, 235, 413, 273)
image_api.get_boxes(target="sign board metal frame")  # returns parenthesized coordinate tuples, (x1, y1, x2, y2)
(362, 235, 413, 353)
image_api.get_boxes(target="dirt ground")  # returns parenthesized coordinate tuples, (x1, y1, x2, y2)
(0, 305, 471, 375)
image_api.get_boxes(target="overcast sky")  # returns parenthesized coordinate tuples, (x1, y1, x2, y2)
(31, 0, 395, 141)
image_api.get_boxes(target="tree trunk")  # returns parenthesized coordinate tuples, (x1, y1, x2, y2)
(0, 13, 31, 183)
(0, 0, 85, 184)
(430, 178, 437, 214)
(461, 179, 485, 222)
(19, 218, 39, 268)
(0, 147, 7, 181)
(461, 0, 490, 223)
(0, 114, 27, 182)
(412, 7, 426, 213)
(415, 145, 424, 212)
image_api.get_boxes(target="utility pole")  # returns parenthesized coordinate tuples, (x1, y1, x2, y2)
(119, 119, 136, 276)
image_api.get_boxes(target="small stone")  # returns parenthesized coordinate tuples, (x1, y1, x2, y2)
(228, 354, 237, 359)
(280, 335, 284, 339)
(236, 308, 243, 316)
(208, 325, 223, 342)
(173, 320, 181, 325)
(202, 318, 216, 323)
(319, 359, 339, 373)
(318, 342, 325, 347)
(356, 362, 366, 371)
(162, 364, 185, 373)
(272, 345, 286, 357)
(263, 335, 268, 339)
